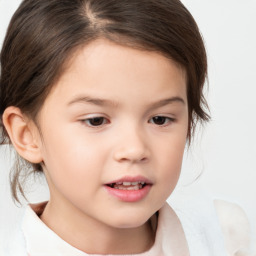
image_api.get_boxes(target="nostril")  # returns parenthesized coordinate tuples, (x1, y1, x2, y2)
(140, 157, 148, 162)
(117, 155, 148, 163)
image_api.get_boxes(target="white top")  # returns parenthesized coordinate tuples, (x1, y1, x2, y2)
(6, 197, 228, 256)
(21, 202, 190, 256)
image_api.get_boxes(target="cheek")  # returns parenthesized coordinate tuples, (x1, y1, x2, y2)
(160, 151, 183, 184)
(149, 142, 184, 208)
(41, 138, 101, 205)
(41, 130, 102, 186)
(156, 134, 187, 185)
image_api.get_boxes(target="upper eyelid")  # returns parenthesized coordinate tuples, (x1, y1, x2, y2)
(149, 116, 175, 122)
(148, 114, 176, 120)
(81, 117, 110, 128)
(80, 116, 174, 129)
(78, 114, 176, 120)
(78, 113, 109, 120)
(81, 116, 109, 122)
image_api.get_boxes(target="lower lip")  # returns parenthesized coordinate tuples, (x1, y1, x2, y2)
(104, 185, 151, 202)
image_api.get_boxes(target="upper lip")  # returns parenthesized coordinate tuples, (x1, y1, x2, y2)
(105, 175, 153, 185)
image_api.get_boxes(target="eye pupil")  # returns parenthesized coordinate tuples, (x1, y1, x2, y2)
(152, 116, 166, 125)
(89, 117, 104, 126)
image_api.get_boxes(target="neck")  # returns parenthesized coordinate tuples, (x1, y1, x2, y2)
(40, 198, 156, 254)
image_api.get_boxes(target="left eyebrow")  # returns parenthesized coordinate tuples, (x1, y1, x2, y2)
(147, 97, 186, 110)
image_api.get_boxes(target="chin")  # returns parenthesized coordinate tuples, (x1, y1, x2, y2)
(108, 209, 155, 229)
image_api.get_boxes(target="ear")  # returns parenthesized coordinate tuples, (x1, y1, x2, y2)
(2, 106, 43, 164)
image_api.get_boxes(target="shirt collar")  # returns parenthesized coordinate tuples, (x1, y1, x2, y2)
(22, 202, 189, 256)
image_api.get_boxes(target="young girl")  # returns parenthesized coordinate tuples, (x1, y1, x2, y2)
(0, 0, 251, 255)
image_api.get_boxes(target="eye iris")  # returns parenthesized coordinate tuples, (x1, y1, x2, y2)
(89, 117, 104, 126)
(153, 116, 166, 125)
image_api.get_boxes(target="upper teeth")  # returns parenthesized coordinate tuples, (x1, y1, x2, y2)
(116, 181, 145, 186)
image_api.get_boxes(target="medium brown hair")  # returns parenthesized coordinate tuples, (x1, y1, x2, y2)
(0, 0, 209, 202)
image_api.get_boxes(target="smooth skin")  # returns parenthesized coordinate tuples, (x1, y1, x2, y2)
(3, 39, 189, 254)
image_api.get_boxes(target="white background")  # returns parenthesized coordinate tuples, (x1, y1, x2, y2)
(0, 0, 256, 252)
(180, 0, 256, 248)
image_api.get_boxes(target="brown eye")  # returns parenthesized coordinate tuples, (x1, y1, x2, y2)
(84, 117, 107, 127)
(149, 116, 173, 126)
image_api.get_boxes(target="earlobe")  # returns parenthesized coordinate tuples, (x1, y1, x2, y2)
(2, 106, 43, 164)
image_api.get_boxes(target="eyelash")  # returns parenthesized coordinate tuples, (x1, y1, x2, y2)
(82, 117, 109, 127)
(80, 115, 175, 127)
(148, 116, 175, 126)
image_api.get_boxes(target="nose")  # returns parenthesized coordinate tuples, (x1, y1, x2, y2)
(113, 127, 150, 163)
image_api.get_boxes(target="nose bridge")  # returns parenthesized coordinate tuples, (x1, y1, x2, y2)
(114, 122, 149, 163)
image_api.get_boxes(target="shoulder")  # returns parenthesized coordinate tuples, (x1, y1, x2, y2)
(214, 200, 251, 256)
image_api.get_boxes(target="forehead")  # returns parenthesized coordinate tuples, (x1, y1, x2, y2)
(43, 39, 187, 107)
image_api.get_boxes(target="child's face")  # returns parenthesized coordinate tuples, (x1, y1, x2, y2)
(36, 39, 188, 229)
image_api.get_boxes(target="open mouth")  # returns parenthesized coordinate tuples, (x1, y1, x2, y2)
(107, 181, 147, 190)
(104, 178, 152, 201)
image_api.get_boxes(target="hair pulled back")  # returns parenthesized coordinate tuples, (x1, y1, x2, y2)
(0, 0, 209, 202)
